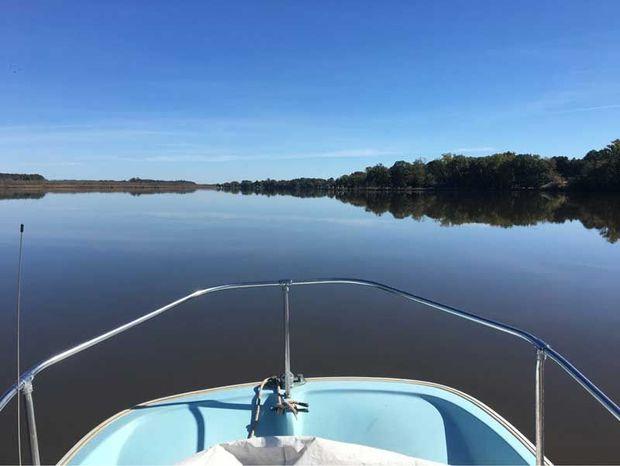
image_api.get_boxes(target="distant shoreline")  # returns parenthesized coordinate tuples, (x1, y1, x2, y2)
(0, 179, 217, 194)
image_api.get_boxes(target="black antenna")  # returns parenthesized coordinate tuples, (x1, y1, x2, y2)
(16, 224, 24, 466)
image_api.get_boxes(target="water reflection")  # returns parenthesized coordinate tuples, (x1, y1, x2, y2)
(0, 191, 46, 200)
(0, 187, 199, 200)
(230, 189, 620, 244)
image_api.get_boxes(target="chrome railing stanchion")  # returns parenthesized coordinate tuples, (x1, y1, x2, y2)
(535, 348, 546, 466)
(22, 380, 40, 465)
(281, 280, 293, 398)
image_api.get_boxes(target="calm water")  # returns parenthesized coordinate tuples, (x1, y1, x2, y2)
(0, 190, 619, 464)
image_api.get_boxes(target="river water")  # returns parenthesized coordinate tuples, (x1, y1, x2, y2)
(0, 190, 618, 464)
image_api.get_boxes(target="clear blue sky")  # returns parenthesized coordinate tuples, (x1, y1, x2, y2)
(1, 0, 619, 182)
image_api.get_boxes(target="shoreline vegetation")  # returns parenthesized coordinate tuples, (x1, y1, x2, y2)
(0, 176, 216, 198)
(1, 168, 618, 244)
(218, 140, 620, 194)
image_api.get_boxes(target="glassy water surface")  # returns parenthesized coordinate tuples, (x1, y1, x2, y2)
(0, 190, 618, 464)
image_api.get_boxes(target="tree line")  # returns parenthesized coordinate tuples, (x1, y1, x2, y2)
(0, 175, 196, 185)
(0, 173, 46, 181)
(219, 140, 620, 192)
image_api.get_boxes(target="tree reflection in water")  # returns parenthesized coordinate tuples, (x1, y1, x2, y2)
(236, 189, 620, 244)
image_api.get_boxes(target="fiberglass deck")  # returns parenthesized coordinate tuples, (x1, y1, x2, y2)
(60, 377, 538, 465)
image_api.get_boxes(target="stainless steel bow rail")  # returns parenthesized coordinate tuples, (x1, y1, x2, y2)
(1, 278, 619, 465)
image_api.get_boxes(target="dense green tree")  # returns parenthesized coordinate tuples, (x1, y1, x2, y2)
(511, 154, 554, 188)
(389, 161, 412, 188)
(573, 140, 620, 191)
(409, 160, 427, 187)
(551, 156, 582, 180)
(365, 164, 391, 187)
(0, 173, 46, 181)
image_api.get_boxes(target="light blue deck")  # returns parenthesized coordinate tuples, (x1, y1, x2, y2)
(62, 378, 537, 465)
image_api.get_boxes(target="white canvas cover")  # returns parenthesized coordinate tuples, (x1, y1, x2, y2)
(176, 436, 444, 465)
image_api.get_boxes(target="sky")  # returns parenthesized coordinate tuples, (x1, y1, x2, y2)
(1, 0, 619, 183)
